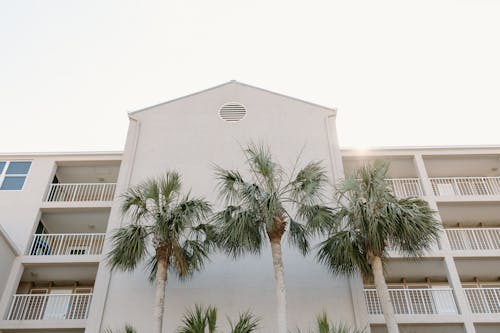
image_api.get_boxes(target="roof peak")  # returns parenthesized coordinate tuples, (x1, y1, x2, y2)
(129, 80, 336, 116)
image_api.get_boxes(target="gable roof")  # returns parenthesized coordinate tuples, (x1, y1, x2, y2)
(129, 80, 336, 116)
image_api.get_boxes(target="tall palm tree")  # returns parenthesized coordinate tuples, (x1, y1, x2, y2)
(214, 144, 333, 333)
(107, 172, 213, 333)
(176, 304, 259, 333)
(315, 161, 440, 333)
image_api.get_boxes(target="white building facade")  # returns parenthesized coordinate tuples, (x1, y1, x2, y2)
(0, 81, 499, 333)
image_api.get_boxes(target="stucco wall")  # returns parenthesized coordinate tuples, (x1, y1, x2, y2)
(96, 83, 356, 332)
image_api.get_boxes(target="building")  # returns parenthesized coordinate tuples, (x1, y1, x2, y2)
(0, 81, 499, 333)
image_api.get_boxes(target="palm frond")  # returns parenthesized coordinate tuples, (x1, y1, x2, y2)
(229, 311, 260, 333)
(297, 204, 335, 235)
(206, 305, 217, 333)
(174, 239, 210, 280)
(288, 161, 328, 205)
(121, 183, 150, 223)
(287, 219, 310, 255)
(215, 167, 247, 204)
(158, 171, 182, 205)
(387, 198, 440, 256)
(316, 229, 370, 276)
(177, 304, 209, 333)
(107, 224, 149, 272)
(295, 312, 365, 333)
(244, 143, 282, 192)
(214, 206, 264, 258)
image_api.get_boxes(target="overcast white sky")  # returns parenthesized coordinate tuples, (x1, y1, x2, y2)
(1, 0, 499, 153)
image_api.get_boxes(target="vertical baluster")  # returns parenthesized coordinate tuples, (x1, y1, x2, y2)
(88, 234, 94, 255)
(494, 229, 500, 250)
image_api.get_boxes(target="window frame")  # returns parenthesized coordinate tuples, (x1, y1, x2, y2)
(0, 160, 32, 191)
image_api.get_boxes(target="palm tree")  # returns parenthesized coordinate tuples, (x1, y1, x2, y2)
(103, 324, 137, 333)
(315, 161, 440, 333)
(107, 172, 213, 333)
(214, 144, 333, 333)
(295, 312, 365, 333)
(176, 304, 259, 333)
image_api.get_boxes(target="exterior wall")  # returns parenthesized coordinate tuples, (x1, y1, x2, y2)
(92, 82, 357, 332)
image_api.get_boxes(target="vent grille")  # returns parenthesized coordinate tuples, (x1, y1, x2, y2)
(219, 103, 247, 122)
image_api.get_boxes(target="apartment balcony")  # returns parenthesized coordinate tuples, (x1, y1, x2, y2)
(465, 288, 500, 314)
(28, 233, 105, 257)
(386, 178, 423, 198)
(0, 264, 96, 330)
(364, 288, 458, 316)
(430, 177, 500, 199)
(7, 293, 92, 320)
(43, 160, 120, 208)
(446, 228, 500, 252)
(43, 183, 116, 207)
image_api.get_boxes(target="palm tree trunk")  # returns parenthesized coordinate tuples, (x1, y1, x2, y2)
(153, 247, 169, 333)
(370, 254, 399, 333)
(270, 239, 287, 333)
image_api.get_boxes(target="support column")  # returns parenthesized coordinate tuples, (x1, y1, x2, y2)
(444, 256, 476, 333)
(0, 258, 23, 319)
(413, 154, 434, 197)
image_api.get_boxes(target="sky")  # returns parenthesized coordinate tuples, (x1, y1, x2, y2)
(1, 0, 499, 153)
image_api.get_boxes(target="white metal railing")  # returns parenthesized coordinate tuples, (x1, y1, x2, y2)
(364, 288, 458, 315)
(446, 228, 500, 251)
(45, 183, 116, 202)
(430, 177, 500, 196)
(386, 178, 423, 198)
(7, 293, 93, 320)
(28, 233, 106, 256)
(465, 288, 500, 314)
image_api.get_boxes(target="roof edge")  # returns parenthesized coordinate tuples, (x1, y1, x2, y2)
(0, 150, 123, 157)
(341, 144, 500, 153)
(129, 80, 337, 116)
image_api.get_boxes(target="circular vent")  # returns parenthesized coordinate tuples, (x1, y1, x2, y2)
(219, 103, 247, 122)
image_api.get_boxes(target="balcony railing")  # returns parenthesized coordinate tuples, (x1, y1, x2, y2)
(430, 177, 500, 196)
(446, 228, 500, 251)
(45, 183, 116, 202)
(465, 288, 500, 314)
(28, 233, 106, 256)
(386, 178, 423, 198)
(7, 293, 93, 320)
(364, 288, 458, 315)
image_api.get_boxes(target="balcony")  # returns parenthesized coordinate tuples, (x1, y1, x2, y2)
(7, 293, 92, 320)
(364, 288, 458, 315)
(464, 288, 500, 314)
(430, 177, 500, 197)
(45, 183, 116, 203)
(28, 233, 105, 256)
(386, 178, 423, 198)
(446, 228, 500, 251)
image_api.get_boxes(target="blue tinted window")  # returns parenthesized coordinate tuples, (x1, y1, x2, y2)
(6, 162, 31, 174)
(0, 162, 5, 174)
(0, 176, 26, 190)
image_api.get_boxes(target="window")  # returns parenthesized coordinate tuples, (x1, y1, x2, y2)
(0, 161, 31, 190)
